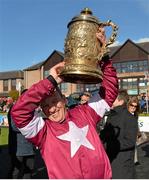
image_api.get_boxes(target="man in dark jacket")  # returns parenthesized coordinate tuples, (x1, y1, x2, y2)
(8, 90, 35, 179)
(100, 90, 138, 179)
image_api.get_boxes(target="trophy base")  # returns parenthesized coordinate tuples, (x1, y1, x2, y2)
(60, 71, 103, 84)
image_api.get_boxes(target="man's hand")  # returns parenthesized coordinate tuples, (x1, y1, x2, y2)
(49, 62, 65, 84)
(96, 27, 106, 47)
(96, 27, 110, 61)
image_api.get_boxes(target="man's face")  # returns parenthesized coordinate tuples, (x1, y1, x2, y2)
(80, 94, 91, 104)
(41, 91, 66, 123)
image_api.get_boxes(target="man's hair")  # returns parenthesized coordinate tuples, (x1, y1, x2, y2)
(117, 89, 129, 105)
(81, 92, 91, 97)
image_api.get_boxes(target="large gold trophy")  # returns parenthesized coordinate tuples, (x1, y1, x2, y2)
(60, 8, 118, 84)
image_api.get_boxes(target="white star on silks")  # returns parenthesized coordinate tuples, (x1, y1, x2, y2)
(57, 121, 95, 158)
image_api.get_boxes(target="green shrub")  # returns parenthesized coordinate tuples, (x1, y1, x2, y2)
(139, 113, 149, 116)
(8, 90, 19, 101)
(0, 112, 7, 115)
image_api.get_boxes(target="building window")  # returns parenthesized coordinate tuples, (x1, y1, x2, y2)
(3, 80, 8, 91)
(113, 60, 148, 73)
(85, 84, 99, 92)
(76, 84, 85, 92)
(118, 79, 121, 89)
(44, 70, 49, 78)
(121, 63, 127, 73)
(139, 77, 147, 94)
(76, 84, 99, 93)
(11, 79, 16, 90)
(139, 77, 145, 84)
(132, 78, 137, 88)
(59, 83, 68, 93)
(121, 78, 138, 89)
(144, 61, 148, 71)
(139, 77, 146, 88)
(121, 79, 128, 89)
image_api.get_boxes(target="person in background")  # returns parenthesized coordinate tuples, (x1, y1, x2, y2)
(127, 96, 140, 166)
(11, 28, 118, 179)
(80, 91, 92, 104)
(0, 97, 7, 112)
(100, 90, 138, 179)
(140, 94, 146, 113)
(8, 89, 35, 179)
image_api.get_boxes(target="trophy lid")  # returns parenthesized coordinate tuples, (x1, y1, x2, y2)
(67, 8, 101, 27)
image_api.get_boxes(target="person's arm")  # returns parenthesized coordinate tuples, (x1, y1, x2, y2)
(75, 28, 118, 121)
(97, 28, 118, 107)
(99, 56, 118, 107)
(11, 62, 65, 147)
(88, 28, 118, 120)
(8, 106, 20, 133)
(11, 116, 21, 133)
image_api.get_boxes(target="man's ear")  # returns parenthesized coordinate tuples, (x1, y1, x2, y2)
(119, 99, 124, 106)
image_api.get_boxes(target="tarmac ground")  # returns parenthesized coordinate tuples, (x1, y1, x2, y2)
(0, 142, 149, 179)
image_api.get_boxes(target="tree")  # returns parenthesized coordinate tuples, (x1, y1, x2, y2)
(8, 90, 19, 101)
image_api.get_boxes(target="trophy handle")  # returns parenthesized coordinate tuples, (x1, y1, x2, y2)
(101, 20, 118, 47)
(97, 20, 118, 60)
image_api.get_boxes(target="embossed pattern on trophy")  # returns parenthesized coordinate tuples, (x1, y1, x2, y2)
(65, 21, 100, 67)
(61, 8, 118, 84)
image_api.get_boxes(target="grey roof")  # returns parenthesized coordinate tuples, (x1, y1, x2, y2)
(137, 41, 149, 53)
(24, 50, 64, 71)
(110, 39, 149, 57)
(54, 50, 64, 57)
(23, 60, 46, 71)
(109, 45, 120, 56)
(0, 70, 24, 80)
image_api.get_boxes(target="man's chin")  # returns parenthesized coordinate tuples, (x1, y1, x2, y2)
(52, 118, 66, 124)
(48, 114, 65, 123)
(50, 118, 63, 123)
(51, 118, 60, 122)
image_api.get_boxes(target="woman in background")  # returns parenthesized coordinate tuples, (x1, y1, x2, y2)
(127, 96, 140, 166)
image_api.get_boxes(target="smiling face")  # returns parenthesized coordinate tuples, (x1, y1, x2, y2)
(128, 102, 138, 114)
(80, 94, 90, 104)
(80, 92, 91, 104)
(41, 91, 66, 123)
(127, 96, 139, 115)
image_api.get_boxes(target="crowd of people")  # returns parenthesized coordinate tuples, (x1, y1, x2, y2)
(1, 92, 148, 114)
(0, 97, 14, 126)
(0, 26, 149, 179)
(0, 97, 14, 113)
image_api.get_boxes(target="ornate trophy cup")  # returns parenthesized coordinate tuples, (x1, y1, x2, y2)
(60, 8, 118, 84)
